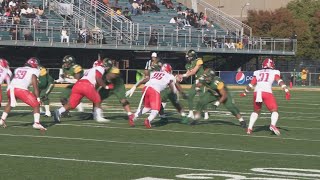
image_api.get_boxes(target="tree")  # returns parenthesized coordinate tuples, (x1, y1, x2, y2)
(245, 7, 314, 59)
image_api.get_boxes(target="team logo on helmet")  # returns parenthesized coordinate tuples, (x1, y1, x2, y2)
(235, 72, 245, 84)
(161, 63, 173, 74)
(262, 58, 275, 69)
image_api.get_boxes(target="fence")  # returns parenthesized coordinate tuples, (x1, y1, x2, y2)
(34, 68, 320, 87)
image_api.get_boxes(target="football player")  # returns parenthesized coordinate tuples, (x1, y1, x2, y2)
(53, 59, 113, 123)
(131, 64, 177, 128)
(0, 58, 12, 105)
(240, 58, 291, 135)
(0, 57, 46, 130)
(176, 49, 209, 120)
(56, 55, 84, 113)
(190, 68, 246, 128)
(38, 66, 55, 117)
(126, 52, 187, 125)
(95, 58, 135, 122)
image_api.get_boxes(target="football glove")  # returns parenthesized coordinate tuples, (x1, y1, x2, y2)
(126, 86, 136, 97)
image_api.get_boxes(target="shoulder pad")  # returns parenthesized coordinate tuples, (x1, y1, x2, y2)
(73, 65, 83, 73)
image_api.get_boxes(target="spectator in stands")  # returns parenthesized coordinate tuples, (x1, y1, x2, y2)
(176, 3, 182, 12)
(61, 26, 69, 43)
(103, 0, 109, 7)
(142, 0, 152, 13)
(148, 29, 158, 46)
(78, 27, 90, 43)
(8, 0, 16, 8)
(13, 13, 19, 24)
(163, 0, 173, 9)
(149, 0, 159, 13)
(170, 16, 184, 30)
(23, 28, 32, 40)
(236, 41, 243, 49)
(35, 5, 46, 19)
(123, 7, 132, 20)
(4, 7, 10, 17)
(131, 0, 142, 15)
(26, 5, 35, 18)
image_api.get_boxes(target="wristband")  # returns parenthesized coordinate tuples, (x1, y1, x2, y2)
(281, 84, 287, 89)
(105, 85, 110, 89)
(248, 83, 253, 88)
(36, 97, 41, 102)
(214, 101, 220, 107)
(182, 74, 187, 78)
(285, 89, 289, 93)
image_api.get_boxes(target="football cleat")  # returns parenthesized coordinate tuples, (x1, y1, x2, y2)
(128, 114, 135, 127)
(204, 112, 209, 120)
(95, 117, 110, 123)
(270, 125, 281, 136)
(45, 111, 52, 117)
(53, 109, 61, 123)
(0, 119, 7, 128)
(33, 123, 47, 131)
(240, 121, 247, 128)
(144, 119, 152, 129)
(246, 128, 252, 135)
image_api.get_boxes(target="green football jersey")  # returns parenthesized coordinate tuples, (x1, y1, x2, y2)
(200, 76, 229, 97)
(185, 58, 204, 79)
(63, 64, 83, 80)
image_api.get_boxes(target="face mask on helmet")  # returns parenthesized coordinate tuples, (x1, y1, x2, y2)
(185, 50, 197, 62)
(26, 57, 40, 69)
(203, 69, 215, 83)
(262, 58, 275, 69)
(62, 55, 75, 69)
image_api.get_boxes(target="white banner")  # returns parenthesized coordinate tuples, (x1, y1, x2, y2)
(58, 2, 73, 15)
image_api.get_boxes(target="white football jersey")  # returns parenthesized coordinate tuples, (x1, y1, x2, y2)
(0, 67, 12, 84)
(253, 69, 280, 93)
(10, 67, 40, 90)
(81, 66, 105, 86)
(145, 71, 175, 93)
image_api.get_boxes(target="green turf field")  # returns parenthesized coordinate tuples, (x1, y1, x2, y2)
(0, 87, 319, 180)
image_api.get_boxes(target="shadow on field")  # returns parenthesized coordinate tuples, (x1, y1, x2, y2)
(254, 125, 289, 134)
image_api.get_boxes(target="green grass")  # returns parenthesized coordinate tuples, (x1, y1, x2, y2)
(0, 87, 319, 180)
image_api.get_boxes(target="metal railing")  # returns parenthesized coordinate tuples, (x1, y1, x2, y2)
(197, 0, 252, 38)
(82, 0, 134, 42)
(0, 24, 296, 54)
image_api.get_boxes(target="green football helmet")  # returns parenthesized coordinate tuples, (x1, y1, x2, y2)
(202, 68, 216, 83)
(185, 49, 197, 62)
(62, 55, 76, 69)
(102, 58, 113, 69)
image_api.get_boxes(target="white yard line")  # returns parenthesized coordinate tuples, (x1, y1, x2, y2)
(0, 153, 313, 179)
(0, 133, 319, 158)
(7, 120, 320, 142)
